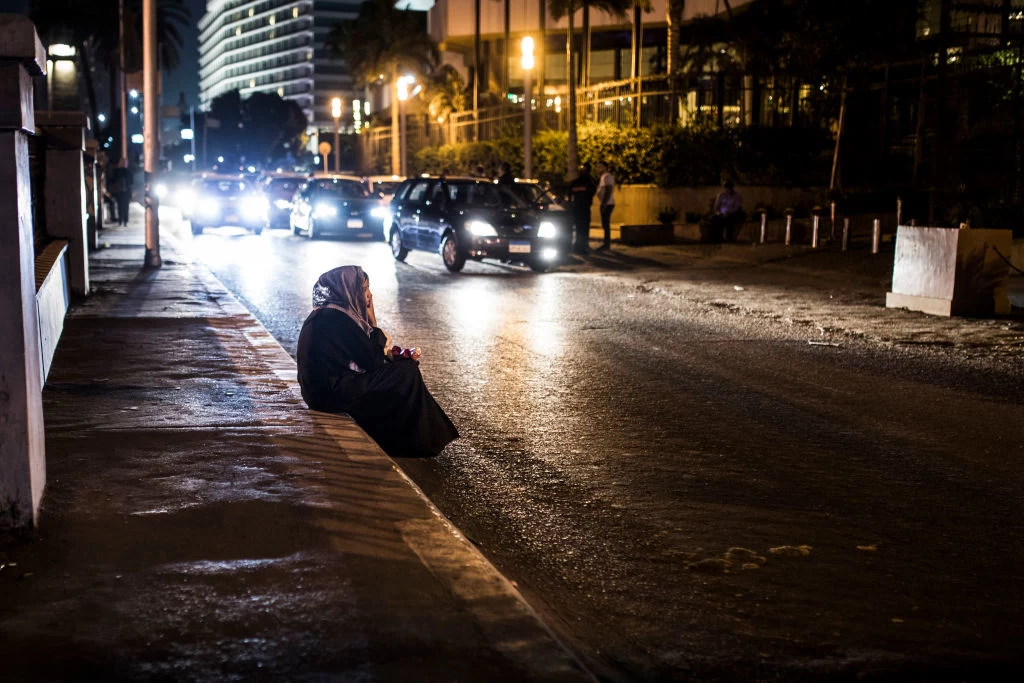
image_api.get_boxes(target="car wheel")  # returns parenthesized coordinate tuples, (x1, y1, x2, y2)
(191, 222, 203, 235)
(528, 259, 551, 273)
(440, 232, 466, 272)
(390, 227, 408, 261)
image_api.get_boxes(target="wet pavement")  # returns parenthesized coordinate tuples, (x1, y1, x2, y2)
(185, 219, 1024, 681)
(0, 213, 593, 682)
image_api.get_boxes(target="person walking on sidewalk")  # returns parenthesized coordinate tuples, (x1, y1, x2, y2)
(297, 266, 459, 458)
(569, 163, 597, 254)
(710, 180, 745, 242)
(596, 160, 615, 250)
(109, 160, 134, 226)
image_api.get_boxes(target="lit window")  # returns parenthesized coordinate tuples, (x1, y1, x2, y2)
(248, 7, 254, 17)
(278, 87, 284, 97)
(292, 7, 299, 18)
(269, 15, 276, 26)
(236, 26, 241, 36)
(249, 79, 255, 88)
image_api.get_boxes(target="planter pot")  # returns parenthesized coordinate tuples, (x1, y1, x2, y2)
(886, 226, 1012, 317)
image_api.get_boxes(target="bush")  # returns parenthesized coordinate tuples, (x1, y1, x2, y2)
(407, 121, 833, 188)
(656, 207, 680, 225)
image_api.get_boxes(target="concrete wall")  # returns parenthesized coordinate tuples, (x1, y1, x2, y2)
(611, 184, 828, 227)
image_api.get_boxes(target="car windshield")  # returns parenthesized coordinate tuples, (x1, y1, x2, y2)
(446, 182, 527, 209)
(510, 183, 561, 208)
(200, 179, 247, 196)
(373, 182, 400, 195)
(315, 179, 369, 198)
(266, 178, 302, 195)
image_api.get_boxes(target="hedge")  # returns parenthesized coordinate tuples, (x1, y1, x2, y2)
(411, 122, 833, 189)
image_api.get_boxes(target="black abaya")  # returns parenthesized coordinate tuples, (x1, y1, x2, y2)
(297, 307, 458, 457)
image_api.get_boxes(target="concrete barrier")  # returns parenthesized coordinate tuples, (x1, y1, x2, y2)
(886, 226, 1013, 317)
(0, 13, 47, 529)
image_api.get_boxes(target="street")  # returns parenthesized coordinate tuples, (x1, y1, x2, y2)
(187, 225, 1024, 681)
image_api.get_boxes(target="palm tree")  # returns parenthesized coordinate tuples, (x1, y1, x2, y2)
(666, 0, 685, 77)
(328, 0, 439, 174)
(425, 64, 468, 143)
(549, 0, 632, 178)
(29, 0, 190, 142)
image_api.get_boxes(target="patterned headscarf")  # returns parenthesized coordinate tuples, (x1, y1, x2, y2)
(311, 266, 373, 337)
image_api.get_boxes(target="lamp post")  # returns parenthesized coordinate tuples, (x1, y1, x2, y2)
(396, 76, 414, 177)
(521, 36, 535, 180)
(331, 97, 342, 172)
(142, 0, 160, 267)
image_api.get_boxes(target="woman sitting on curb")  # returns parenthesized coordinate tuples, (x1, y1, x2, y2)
(297, 266, 459, 458)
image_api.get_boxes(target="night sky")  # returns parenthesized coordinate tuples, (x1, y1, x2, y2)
(0, 0, 204, 110)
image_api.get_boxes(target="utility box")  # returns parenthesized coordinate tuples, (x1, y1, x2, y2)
(886, 225, 1012, 317)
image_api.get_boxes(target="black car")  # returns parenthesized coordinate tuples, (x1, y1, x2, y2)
(260, 175, 307, 229)
(185, 175, 268, 235)
(386, 176, 568, 272)
(289, 176, 387, 239)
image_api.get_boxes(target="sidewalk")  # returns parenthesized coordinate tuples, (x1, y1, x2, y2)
(0, 212, 594, 681)
(562, 238, 1024, 358)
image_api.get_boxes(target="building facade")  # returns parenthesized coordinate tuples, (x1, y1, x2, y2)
(198, 0, 364, 133)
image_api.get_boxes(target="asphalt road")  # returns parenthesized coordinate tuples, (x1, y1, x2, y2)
(188, 225, 1024, 682)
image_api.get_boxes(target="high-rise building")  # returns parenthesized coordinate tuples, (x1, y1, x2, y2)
(198, 0, 362, 132)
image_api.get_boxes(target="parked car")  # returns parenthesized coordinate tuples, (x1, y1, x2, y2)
(289, 175, 388, 239)
(386, 176, 568, 272)
(183, 175, 268, 235)
(259, 173, 307, 230)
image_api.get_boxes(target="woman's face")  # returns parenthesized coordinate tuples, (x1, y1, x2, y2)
(362, 277, 372, 309)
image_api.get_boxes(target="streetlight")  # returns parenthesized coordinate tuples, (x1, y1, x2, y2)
(396, 75, 415, 177)
(521, 36, 535, 180)
(331, 96, 342, 172)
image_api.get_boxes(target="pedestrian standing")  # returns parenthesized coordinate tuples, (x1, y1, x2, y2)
(496, 162, 515, 186)
(596, 160, 615, 250)
(111, 159, 134, 226)
(569, 163, 596, 254)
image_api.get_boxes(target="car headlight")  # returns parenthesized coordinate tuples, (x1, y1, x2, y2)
(243, 196, 269, 218)
(537, 221, 557, 238)
(274, 198, 292, 210)
(370, 206, 388, 219)
(154, 182, 168, 199)
(313, 202, 337, 219)
(468, 220, 498, 237)
(198, 197, 219, 215)
(177, 188, 196, 206)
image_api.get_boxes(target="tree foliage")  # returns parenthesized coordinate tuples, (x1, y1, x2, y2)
(206, 91, 308, 167)
(327, 0, 439, 86)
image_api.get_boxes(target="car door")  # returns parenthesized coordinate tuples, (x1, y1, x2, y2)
(400, 180, 433, 250)
(418, 182, 448, 252)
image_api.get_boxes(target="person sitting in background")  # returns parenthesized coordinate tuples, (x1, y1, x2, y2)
(710, 180, 746, 242)
(297, 266, 459, 458)
(496, 162, 515, 186)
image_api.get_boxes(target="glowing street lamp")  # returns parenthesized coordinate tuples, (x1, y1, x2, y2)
(331, 96, 342, 172)
(521, 36, 535, 180)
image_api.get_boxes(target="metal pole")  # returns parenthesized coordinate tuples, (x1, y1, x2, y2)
(400, 100, 407, 177)
(842, 217, 850, 251)
(524, 68, 532, 179)
(189, 107, 196, 172)
(142, 0, 160, 267)
(830, 200, 837, 240)
(119, 0, 128, 162)
(896, 196, 903, 226)
(759, 212, 767, 244)
(872, 218, 881, 254)
(334, 118, 340, 172)
(812, 215, 820, 248)
(785, 214, 792, 246)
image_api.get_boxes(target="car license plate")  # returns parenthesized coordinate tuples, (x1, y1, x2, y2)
(509, 240, 531, 254)
(224, 214, 238, 222)
(347, 218, 363, 228)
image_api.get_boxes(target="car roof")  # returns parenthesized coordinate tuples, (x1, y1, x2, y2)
(311, 173, 362, 182)
(367, 174, 404, 182)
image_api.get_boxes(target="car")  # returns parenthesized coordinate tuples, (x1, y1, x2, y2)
(259, 173, 307, 230)
(504, 179, 574, 254)
(289, 175, 388, 239)
(365, 174, 405, 204)
(183, 174, 268, 235)
(154, 170, 193, 209)
(385, 176, 568, 273)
